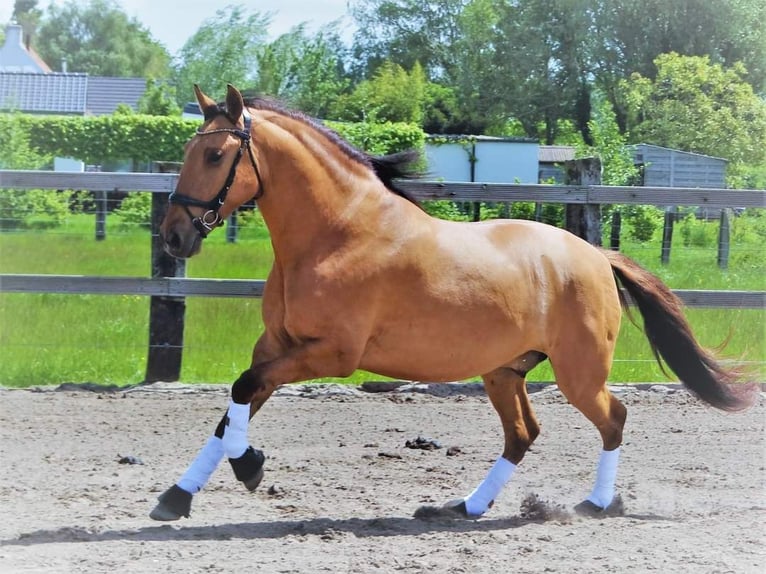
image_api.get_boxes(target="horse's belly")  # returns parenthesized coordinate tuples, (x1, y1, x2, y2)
(358, 310, 530, 381)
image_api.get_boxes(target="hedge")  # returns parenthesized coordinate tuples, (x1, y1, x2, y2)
(0, 113, 425, 166)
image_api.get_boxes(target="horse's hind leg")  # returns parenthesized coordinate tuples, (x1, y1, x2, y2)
(550, 349, 627, 515)
(437, 365, 540, 518)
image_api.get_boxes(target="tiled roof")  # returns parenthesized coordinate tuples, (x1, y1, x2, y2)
(0, 72, 87, 113)
(86, 76, 146, 115)
(539, 145, 576, 163)
(0, 72, 146, 115)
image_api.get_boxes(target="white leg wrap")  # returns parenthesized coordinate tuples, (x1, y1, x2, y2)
(464, 457, 517, 517)
(177, 436, 224, 494)
(586, 447, 620, 509)
(221, 400, 250, 459)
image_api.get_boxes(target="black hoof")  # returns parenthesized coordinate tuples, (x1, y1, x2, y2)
(229, 446, 266, 491)
(414, 498, 484, 520)
(574, 495, 624, 518)
(149, 484, 192, 521)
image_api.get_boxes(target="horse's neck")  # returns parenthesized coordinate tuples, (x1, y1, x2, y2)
(256, 132, 393, 264)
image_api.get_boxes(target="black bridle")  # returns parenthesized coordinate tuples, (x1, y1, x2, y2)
(168, 109, 263, 238)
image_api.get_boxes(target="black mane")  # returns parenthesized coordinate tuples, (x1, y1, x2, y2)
(208, 96, 423, 206)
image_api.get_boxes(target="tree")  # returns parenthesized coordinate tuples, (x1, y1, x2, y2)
(349, 0, 469, 80)
(173, 5, 271, 106)
(350, 0, 766, 141)
(590, 0, 766, 131)
(330, 61, 427, 123)
(137, 79, 181, 116)
(620, 53, 766, 185)
(248, 24, 349, 118)
(35, 0, 171, 77)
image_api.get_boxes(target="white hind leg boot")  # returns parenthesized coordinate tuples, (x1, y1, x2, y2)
(464, 456, 517, 516)
(586, 447, 620, 508)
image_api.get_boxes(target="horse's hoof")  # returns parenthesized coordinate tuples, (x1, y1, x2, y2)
(574, 495, 624, 518)
(149, 484, 192, 521)
(228, 446, 266, 491)
(414, 498, 483, 520)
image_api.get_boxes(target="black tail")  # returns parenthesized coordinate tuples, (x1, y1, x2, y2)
(604, 250, 757, 412)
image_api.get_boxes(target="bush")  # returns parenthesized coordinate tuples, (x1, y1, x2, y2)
(113, 192, 152, 229)
(679, 214, 717, 248)
(623, 205, 663, 242)
(0, 189, 73, 229)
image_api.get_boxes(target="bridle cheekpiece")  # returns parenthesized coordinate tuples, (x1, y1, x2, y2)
(168, 108, 263, 238)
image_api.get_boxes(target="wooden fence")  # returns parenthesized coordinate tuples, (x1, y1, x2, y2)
(1, 168, 764, 382)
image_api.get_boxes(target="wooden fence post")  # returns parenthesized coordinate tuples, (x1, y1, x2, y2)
(610, 210, 621, 251)
(717, 209, 730, 270)
(565, 158, 602, 245)
(660, 207, 675, 265)
(145, 162, 186, 383)
(226, 212, 237, 243)
(94, 190, 107, 241)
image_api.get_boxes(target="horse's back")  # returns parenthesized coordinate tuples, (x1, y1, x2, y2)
(357, 215, 622, 381)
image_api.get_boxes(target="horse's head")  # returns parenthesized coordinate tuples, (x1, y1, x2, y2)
(160, 84, 263, 258)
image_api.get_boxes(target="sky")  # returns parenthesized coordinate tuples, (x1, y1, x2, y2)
(1, 0, 354, 55)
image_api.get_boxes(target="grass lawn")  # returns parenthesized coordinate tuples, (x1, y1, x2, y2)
(1, 211, 763, 387)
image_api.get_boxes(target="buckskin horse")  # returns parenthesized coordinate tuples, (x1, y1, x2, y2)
(150, 84, 756, 521)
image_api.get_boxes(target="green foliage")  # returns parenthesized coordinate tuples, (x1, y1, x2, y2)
(138, 79, 181, 116)
(581, 95, 638, 186)
(0, 111, 68, 229)
(113, 192, 152, 229)
(622, 205, 663, 243)
(0, 111, 423, 167)
(331, 61, 428, 124)
(328, 119, 425, 155)
(422, 201, 469, 221)
(35, 0, 171, 77)
(620, 53, 766, 184)
(173, 6, 271, 106)
(251, 24, 350, 119)
(13, 113, 198, 164)
(679, 213, 717, 248)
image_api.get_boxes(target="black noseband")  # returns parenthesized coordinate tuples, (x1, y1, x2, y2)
(168, 109, 263, 238)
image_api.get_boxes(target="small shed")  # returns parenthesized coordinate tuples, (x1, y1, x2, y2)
(538, 145, 576, 183)
(632, 144, 727, 188)
(425, 135, 539, 184)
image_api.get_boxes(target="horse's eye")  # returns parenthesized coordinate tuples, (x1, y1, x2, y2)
(207, 149, 224, 165)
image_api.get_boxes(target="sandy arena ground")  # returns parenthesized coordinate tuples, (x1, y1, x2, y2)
(0, 381, 763, 573)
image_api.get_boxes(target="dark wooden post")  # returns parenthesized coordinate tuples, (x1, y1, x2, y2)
(610, 210, 622, 251)
(564, 158, 602, 245)
(660, 207, 675, 265)
(717, 209, 730, 270)
(94, 190, 107, 241)
(145, 162, 186, 383)
(226, 212, 237, 243)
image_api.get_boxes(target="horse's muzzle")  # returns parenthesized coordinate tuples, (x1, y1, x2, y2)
(162, 224, 202, 259)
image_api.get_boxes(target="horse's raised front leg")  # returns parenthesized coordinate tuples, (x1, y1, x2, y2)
(149, 334, 360, 521)
(425, 364, 541, 519)
(148, 383, 276, 521)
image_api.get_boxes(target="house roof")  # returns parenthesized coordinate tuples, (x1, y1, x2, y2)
(539, 145, 576, 163)
(0, 71, 87, 113)
(86, 76, 146, 115)
(0, 71, 146, 115)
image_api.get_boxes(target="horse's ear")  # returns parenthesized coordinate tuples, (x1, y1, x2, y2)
(194, 84, 218, 118)
(225, 84, 244, 124)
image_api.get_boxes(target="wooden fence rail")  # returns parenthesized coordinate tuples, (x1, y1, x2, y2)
(2, 169, 765, 207)
(1, 169, 764, 382)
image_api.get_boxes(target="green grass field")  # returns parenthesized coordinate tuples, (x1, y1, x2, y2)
(1, 212, 763, 387)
